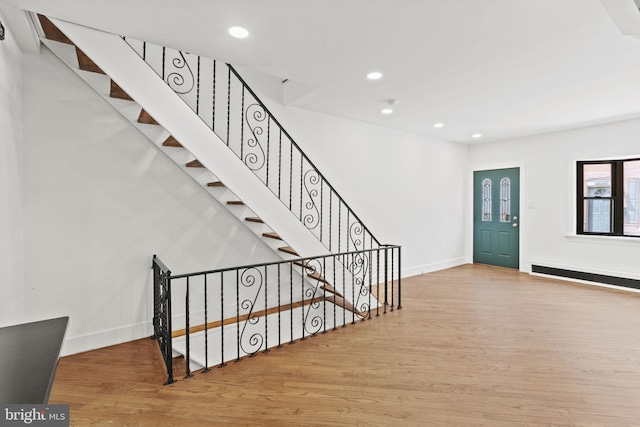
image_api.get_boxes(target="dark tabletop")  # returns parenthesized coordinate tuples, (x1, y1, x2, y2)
(0, 316, 69, 404)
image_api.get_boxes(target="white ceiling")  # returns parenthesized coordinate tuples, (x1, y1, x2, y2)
(4, 0, 640, 144)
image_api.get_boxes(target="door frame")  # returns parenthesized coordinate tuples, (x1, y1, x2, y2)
(469, 163, 526, 272)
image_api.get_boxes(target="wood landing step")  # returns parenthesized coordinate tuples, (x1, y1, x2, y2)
(172, 296, 326, 338)
(162, 136, 182, 147)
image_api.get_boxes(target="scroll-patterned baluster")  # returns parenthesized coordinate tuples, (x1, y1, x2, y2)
(165, 50, 194, 94)
(302, 258, 324, 335)
(348, 221, 371, 313)
(239, 267, 264, 356)
(302, 169, 321, 231)
(244, 103, 267, 171)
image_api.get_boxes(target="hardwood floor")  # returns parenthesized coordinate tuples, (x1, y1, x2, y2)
(49, 264, 640, 426)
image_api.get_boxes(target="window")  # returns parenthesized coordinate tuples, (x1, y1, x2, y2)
(482, 178, 492, 221)
(500, 177, 511, 222)
(577, 159, 640, 237)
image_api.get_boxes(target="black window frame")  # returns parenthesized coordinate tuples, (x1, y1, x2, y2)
(577, 158, 640, 237)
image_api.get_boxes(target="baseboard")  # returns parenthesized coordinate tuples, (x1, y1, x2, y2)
(402, 257, 468, 278)
(530, 260, 640, 293)
(60, 320, 153, 357)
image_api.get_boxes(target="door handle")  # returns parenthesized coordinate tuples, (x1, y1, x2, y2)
(512, 223, 518, 228)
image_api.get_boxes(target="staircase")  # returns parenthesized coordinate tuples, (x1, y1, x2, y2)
(37, 16, 307, 262)
(36, 15, 401, 385)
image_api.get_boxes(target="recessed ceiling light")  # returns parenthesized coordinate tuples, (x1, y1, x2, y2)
(381, 108, 393, 115)
(433, 123, 444, 128)
(229, 27, 249, 39)
(472, 133, 482, 139)
(367, 72, 383, 80)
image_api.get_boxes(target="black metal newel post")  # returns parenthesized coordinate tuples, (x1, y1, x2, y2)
(397, 248, 402, 309)
(383, 247, 388, 314)
(390, 248, 395, 312)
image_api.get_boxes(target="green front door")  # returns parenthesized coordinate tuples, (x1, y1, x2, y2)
(473, 168, 520, 269)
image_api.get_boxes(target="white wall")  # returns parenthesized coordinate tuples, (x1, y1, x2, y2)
(469, 119, 640, 279)
(21, 47, 280, 355)
(236, 69, 470, 276)
(0, 12, 25, 327)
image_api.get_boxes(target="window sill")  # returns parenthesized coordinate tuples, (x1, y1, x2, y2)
(565, 234, 640, 246)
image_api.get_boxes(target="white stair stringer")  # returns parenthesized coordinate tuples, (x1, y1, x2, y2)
(50, 18, 332, 260)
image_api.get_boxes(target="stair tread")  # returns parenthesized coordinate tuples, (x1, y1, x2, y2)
(138, 109, 159, 125)
(162, 135, 182, 147)
(245, 217, 264, 223)
(38, 15, 74, 45)
(278, 246, 299, 256)
(207, 181, 224, 187)
(75, 47, 105, 74)
(110, 80, 133, 101)
(186, 159, 204, 168)
(262, 232, 282, 240)
(227, 201, 245, 206)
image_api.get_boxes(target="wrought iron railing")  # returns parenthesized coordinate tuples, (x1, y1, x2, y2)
(123, 38, 381, 256)
(152, 246, 401, 384)
(152, 255, 174, 385)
